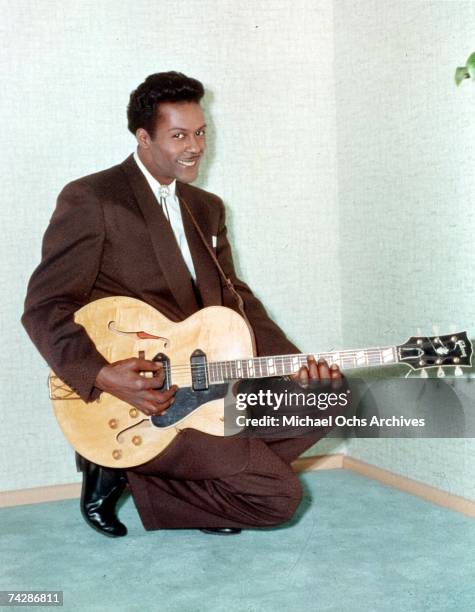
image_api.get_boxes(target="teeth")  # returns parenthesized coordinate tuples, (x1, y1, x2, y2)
(178, 160, 197, 167)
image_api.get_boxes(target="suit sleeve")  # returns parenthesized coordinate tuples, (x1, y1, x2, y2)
(215, 200, 300, 356)
(22, 181, 108, 402)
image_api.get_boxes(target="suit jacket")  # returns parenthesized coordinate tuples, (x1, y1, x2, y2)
(22, 155, 299, 402)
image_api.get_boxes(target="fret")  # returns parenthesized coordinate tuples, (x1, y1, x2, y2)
(267, 357, 276, 376)
(291, 356, 300, 375)
(260, 358, 267, 377)
(355, 351, 367, 367)
(382, 348, 396, 364)
(341, 354, 354, 369)
(206, 345, 398, 384)
(248, 359, 254, 377)
(367, 350, 381, 366)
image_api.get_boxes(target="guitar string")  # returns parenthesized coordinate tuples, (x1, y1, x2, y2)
(164, 350, 395, 371)
(158, 348, 399, 377)
(155, 340, 460, 374)
(156, 345, 459, 377)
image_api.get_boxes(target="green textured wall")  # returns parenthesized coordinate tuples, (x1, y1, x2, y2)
(1, 0, 342, 491)
(331, 0, 475, 499)
(2, 0, 474, 501)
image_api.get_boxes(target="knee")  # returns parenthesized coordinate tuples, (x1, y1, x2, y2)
(264, 473, 303, 526)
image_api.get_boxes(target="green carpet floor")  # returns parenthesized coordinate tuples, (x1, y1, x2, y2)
(1, 470, 475, 612)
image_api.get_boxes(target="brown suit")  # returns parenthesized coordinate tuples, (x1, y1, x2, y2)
(22, 155, 325, 529)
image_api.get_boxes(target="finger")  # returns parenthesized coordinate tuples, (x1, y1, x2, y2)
(131, 358, 163, 372)
(146, 385, 178, 404)
(317, 358, 331, 380)
(330, 363, 342, 379)
(330, 364, 343, 391)
(140, 373, 167, 390)
(155, 397, 176, 414)
(298, 366, 309, 388)
(307, 356, 319, 380)
(145, 395, 176, 415)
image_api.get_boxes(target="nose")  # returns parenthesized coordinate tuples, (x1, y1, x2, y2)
(186, 134, 204, 154)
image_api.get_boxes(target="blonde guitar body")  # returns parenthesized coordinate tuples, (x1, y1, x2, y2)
(50, 296, 254, 468)
(50, 297, 473, 468)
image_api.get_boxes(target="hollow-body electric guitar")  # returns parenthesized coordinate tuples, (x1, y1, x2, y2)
(48, 296, 472, 467)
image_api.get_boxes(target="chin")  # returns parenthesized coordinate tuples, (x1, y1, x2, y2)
(177, 170, 199, 184)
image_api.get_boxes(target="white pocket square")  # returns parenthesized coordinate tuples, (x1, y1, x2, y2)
(212, 235, 217, 248)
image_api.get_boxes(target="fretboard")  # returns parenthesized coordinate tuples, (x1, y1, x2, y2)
(207, 346, 398, 383)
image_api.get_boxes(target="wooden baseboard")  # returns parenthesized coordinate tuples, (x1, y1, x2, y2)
(1, 454, 474, 520)
(0, 456, 343, 507)
(0, 483, 81, 508)
(342, 456, 475, 519)
(292, 453, 344, 472)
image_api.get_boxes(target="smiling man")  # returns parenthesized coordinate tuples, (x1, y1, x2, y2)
(22, 72, 341, 538)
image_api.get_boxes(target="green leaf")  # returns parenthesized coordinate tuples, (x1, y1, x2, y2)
(455, 66, 470, 86)
(466, 52, 475, 79)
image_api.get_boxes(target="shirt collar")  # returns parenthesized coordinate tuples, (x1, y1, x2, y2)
(133, 150, 176, 197)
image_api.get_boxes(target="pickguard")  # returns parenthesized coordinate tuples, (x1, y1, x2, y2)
(151, 383, 230, 427)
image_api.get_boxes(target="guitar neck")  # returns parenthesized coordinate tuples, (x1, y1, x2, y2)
(207, 346, 398, 383)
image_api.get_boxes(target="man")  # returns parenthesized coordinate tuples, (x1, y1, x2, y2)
(22, 72, 342, 537)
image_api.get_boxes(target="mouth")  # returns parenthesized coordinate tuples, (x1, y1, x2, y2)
(177, 158, 200, 168)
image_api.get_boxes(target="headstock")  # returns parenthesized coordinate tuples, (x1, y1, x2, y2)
(397, 332, 472, 370)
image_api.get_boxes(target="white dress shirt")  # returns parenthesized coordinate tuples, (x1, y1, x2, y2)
(133, 150, 197, 280)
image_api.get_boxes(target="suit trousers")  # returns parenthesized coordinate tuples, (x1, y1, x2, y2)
(126, 426, 334, 531)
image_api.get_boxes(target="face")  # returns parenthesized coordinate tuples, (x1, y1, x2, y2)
(136, 101, 206, 184)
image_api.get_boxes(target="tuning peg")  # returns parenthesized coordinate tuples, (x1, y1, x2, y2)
(455, 366, 463, 377)
(416, 327, 422, 336)
(437, 367, 445, 378)
(420, 368, 428, 378)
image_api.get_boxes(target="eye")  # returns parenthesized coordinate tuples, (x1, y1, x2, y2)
(172, 133, 185, 139)
(195, 129, 206, 137)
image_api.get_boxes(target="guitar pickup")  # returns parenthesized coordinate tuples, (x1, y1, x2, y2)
(191, 349, 209, 391)
(152, 352, 171, 389)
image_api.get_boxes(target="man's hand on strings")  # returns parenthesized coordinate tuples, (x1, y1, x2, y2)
(291, 355, 342, 388)
(95, 357, 178, 416)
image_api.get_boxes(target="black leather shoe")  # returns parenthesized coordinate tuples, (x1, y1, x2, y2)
(200, 528, 242, 535)
(79, 457, 128, 538)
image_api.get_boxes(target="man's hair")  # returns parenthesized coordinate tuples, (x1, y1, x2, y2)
(127, 71, 205, 135)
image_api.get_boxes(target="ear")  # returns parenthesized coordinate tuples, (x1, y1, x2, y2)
(136, 128, 151, 149)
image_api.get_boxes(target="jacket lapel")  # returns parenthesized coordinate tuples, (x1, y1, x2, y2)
(176, 182, 223, 308)
(120, 155, 199, 317)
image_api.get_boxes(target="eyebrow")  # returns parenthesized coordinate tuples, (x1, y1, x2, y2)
(167, 124, 207, 132)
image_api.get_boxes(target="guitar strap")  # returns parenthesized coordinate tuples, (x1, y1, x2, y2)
(179, 195, 257, 355)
